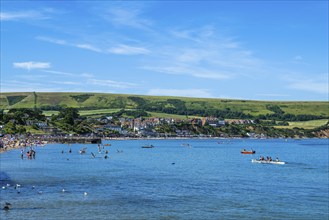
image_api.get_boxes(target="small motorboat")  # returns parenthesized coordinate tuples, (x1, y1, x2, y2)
(241, 149, 256, 154)
(142, 144, 154, 148)
(251, 159, 285, 165)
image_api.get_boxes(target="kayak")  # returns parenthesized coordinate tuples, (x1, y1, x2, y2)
(251, 159, 285, 165)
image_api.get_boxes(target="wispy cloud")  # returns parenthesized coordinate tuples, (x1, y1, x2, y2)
(147, 89, 214, 98)
(0, 7, 59, 21)
(43, 70, 137, 89)
(0, 11, 47, 21)
(170, 26, 216, 43)
(0, 80, 62, 92)
(37, 36, 102, 53)
(103, 5, 152, 29)
(81, 73, 94, 78)
(51, 81, 82, 85)
(76, 44, 102, 53)
(2, 67, 138, 92)
(91, 79, 137, 89)
(36, 36, 67, 45)
(108, 44, 149, 55)
(43, 70, 75, 76)
(142, 65, 231, 80)
(13, 61, 51, 71)
(284, 73, 328, 94)
(43, 70, 94, 78)
(37, 36, 148, 55)
(140, 26, 263, 80)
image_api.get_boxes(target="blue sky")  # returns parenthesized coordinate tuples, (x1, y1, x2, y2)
(1, 1, 328, 101)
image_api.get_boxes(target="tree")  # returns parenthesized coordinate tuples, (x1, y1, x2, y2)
(58, 108, 80, 125)
(3, 121, 16, 134)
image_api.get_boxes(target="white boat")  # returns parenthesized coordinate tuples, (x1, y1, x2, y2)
(251, 159, 285, 165)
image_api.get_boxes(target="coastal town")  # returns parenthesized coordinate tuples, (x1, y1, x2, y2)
(0, 114, 257, 152)
(1, 105, 328, 153)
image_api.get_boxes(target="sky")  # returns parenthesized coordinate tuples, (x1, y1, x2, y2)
(1, 1, 328, 101)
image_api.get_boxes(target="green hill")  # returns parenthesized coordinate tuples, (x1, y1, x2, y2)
(1, 92, 328, 118)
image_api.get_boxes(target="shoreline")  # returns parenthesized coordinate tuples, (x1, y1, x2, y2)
(1, 135, 325, 154)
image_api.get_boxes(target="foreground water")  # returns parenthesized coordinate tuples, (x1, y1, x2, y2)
(1, 138, 328, 220)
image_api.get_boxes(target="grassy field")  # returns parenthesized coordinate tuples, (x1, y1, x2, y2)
(43, 111, 59, 117)
(275, 119, 329, 129)
(147, 112, 201, 119)
(43, 109, 121, 117)
(1, 92, 328, 118)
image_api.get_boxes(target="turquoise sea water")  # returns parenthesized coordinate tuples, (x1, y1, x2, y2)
(1, 138, 328, 220)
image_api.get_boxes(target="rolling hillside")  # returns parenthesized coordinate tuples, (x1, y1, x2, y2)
(1, 92, 328, 118)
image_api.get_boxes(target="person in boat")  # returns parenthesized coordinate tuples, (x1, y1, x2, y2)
(276, 157, 279, 162)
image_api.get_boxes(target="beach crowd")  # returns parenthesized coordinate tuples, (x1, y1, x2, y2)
(0, 134, 47, 153)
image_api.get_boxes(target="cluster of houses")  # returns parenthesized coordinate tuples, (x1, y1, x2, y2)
(92, 117, 255, 138)
(1, 116, 255, 138)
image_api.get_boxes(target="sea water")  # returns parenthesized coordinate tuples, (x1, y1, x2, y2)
(0, 138, 328, 220)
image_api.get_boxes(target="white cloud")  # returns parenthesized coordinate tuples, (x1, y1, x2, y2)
(91, 79, 137, 89)
(76, 44, 102, 53)
(139, 26, 264, 81)
(108, 44, 149, 55)
(147, 89, 214, 98)
(0, 11, 46, 21)
(37, 36, 148, 56)
(142, 65, 231, 80)
(43, 70, 94, 79)
(104, 6, 152, 29)
(37, 36, 103, 53)
(170, 26, 216, 43)
(13, 61, 51, 71)
(43, 70, 75, 76)
(36, 36, 67, 45)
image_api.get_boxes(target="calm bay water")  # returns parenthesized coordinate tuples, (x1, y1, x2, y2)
(1, 138, 328, 220)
